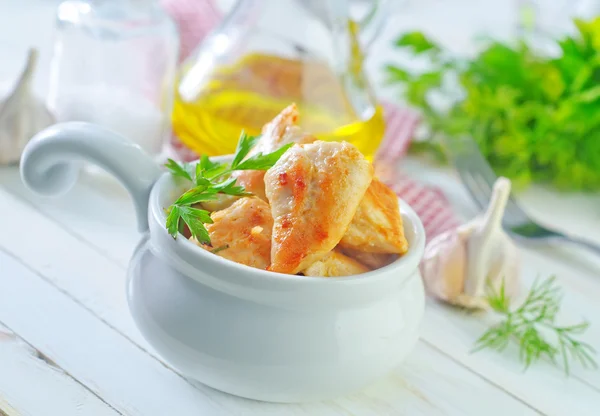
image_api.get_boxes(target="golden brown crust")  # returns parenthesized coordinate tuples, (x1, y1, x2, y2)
(302, 250, 370, 277)
(260, 103, 300, 143)
(232, 103, 315, 201)
(190, 197, 273, 270)
(339, 178, 408, 254)
(232, 170, 268, 201)
(265, 141, 373, 274)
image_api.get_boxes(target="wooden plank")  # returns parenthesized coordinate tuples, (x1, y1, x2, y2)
(403, 163, 600, 394)
(0, 188, 345, 415)
(4, 168, 599, 413)
(0, 183, 538, 414)
(0, 322, 120, 416)
(0, 248, 536, 416)
(0, 401, 18, 416)
(0, 250, 227, 416)
(0, 169, 138, 266)
(332, 341, 539, 416)
(422, 300, 599, 416)
(0, 178, 144, 344)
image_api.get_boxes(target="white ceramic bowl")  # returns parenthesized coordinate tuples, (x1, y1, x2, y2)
(20, 122, 426, 403)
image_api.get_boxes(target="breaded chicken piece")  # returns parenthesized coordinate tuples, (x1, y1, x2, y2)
(339, 247, 399, 269)
(339, 178, 408, 254)
(302, 250, 369, 277)
(231, 170, 268, 201)
(190, 197, 273, 270)
(232, 103, 315, 201)
(265, 140, 373, 274)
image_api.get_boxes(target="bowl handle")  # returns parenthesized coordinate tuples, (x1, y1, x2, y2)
(20, 121, 162, 232)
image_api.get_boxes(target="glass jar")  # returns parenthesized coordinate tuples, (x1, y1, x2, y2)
(171, 0, 389, 160)
(47, 0, 179, 157)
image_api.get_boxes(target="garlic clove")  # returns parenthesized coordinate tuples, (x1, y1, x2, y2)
(464, 177, 513, 297)
(421, 222, 488, 309)
(420, 177, 520, 309)
(0, 48, 55, 165)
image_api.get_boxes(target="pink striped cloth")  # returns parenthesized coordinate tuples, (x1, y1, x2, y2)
(160, 0, 459, 240)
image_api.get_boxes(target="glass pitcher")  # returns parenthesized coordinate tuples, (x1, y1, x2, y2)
(172, 0, 389, 160)
(47, 0, 179, 157)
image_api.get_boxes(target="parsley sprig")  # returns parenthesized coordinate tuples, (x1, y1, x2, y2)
(386, 17, 600, 191)
(164, 131, 293, 244)
(473, 276, 597, 375)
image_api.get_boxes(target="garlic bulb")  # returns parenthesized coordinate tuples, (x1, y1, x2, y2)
(0, 48, 55, 165)
(420, 177, 520, 309)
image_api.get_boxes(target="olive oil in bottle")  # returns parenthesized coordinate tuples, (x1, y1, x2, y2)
(172, 53, 385, 159)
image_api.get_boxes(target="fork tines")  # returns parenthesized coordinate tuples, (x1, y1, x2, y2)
(445, 137, 530, 228)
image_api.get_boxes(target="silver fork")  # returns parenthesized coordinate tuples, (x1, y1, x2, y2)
(446, 137, 600, 257)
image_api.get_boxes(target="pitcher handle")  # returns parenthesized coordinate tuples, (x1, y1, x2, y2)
(20, 122, 162, 232)
(355, 0, 391, 50)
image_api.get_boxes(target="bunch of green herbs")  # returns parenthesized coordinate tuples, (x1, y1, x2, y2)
(385, 17, 600, 191)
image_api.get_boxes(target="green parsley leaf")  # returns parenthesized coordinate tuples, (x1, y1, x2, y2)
(165, 159, 193, 182)
(174, 186, 219, 206)
(200, 154, 217, 171)
(195, 162, 204, 184)
(165, 205, 181, 238)
(194, 176, 212, 188)
(394, 32, 440, 54)
(386, 19, 600, 191)
(385, 65, 412, 83)
(235, 142, 294, 171)
(231, 131, 261, 169)
(179, 207, 211, 244)
(179, 206, 213, 224)
(163, 130, 291, 243)
(211, 177, 250, 196)
(198, 154, 228, 180)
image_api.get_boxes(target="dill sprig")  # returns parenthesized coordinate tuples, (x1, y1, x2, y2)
(164, 131, 293, 244)
(473, 276, 597, 375)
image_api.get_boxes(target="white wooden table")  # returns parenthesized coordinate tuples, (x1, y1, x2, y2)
(1, 1, 599, 415)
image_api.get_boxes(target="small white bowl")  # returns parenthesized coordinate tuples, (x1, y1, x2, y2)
(20, 122, 426, 403)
